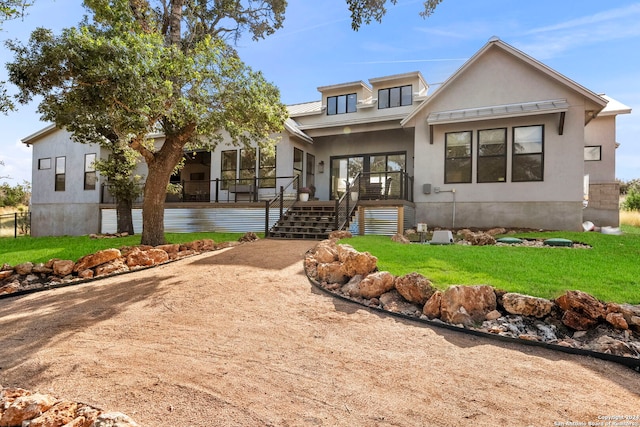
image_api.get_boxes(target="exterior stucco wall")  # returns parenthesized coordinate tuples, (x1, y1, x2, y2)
(31, 203, 100, 236)
(584, 115, 616, 183)
(406, 45, 592, 231)
(30, 128, 102, 205)
(415, 201, 583, 231)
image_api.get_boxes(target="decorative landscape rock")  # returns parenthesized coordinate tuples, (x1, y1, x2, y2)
(379, 290, 421, 315)
(358, 271, 395, 299)
(390, 233, 410, 244)
(0, 385, 136, 427)
(313, 240, 338, 263)
(394, 272, 435, 305)
(53, 259, 75, 276)
(14, 262, 34, 276)
(556, 290, 606, 330)
(336, 244, 377, 277)
(463, 232, 496, 246)
(440, 285, 497, 324)
(74, 249, 122, 273)
(502, 293, 554, 318)
(317, 262, 348, 285)
(422, 290, 442, 319)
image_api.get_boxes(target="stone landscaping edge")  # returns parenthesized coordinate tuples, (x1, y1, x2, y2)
(304, 232, 640, 372)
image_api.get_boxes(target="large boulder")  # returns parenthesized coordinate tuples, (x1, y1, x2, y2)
(502, 293, 554, 318)
(337, 245, 377, 277)
(29, 401, 79, 427)
(125, 248, 154, 268)
(440, 285, 497, 324)
(314, 240, 338, 263)
(464, 232, 496, 246)
(14, 262, 34, 276)
(328, 230, 352, 240)
(358, 271, 395, 299)
(94, 259, 129, 277)
(390, 233, 410, 244)
(423, 290, 442, 319)
(394, 273, 436, 305)
(556, 290, 606, 330)
(74, 249, 122, 272)
(0, 392, 58, 426)
(317, 262, 348, 285)
(52, 260, 74, 277)
(607, 303, 640, 331)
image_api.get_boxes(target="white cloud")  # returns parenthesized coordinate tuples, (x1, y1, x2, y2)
(515, 4, 640, 59)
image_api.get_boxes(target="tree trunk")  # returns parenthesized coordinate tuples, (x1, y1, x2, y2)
(116, 197, 135, 235)
(140, 131, 193, 246)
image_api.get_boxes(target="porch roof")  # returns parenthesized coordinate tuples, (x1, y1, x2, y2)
(426, 98, 569, 125)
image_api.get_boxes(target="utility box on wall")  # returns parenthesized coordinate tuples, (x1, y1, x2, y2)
(422, 184, 431, 194)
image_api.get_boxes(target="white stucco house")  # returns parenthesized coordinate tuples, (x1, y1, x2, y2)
(22, 37, 631, 237)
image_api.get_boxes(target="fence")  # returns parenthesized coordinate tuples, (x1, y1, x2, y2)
(0, 211, 31, 238)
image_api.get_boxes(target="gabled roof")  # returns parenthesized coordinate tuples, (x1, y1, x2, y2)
(284, 118, 313, 143)
(21, 123, 57, 145)
(598, 95, 632, 117)
(401, 37, 608, 126)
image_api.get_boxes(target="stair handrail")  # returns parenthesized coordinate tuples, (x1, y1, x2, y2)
(335, 173, 361, 232)
(265, 175, 299, 237)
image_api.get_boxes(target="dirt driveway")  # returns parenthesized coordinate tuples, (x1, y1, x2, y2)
(0, 239, 638, 426)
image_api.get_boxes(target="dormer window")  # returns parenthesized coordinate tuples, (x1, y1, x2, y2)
(378, 85, 412, 109)
(327, 93, 357, 115)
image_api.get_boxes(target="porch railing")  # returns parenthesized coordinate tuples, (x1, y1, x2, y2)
(101, 176, 298, 204)
(264, 175, 300, 237)
(335, 173, 361, 232)
(355, 170, 414, 202)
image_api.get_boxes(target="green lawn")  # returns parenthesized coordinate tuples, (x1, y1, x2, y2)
(342, 225, 640, 304)
(0, 232, 253, 266)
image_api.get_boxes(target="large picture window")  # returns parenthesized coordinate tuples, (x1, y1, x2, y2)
(477, 128, 506, 183)
(327, 93, 357, 115)
(55, 156, 66, 191)
(512, 125, 544, 182)
(221, 150, 237, 189)
(445, 131, 472, 184)
(378, 85, 412, 109)
(84, 153, 97, 190)
(259, 149, 276, 188)
(239, 148, 256, 185)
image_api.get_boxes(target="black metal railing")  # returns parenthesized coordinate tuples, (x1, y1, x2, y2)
(335, 173, 361, 232)
(101, 176, 298, 204)
(265, 175, 300, 237)
(355, 170, 414, 201)
(0, 211, 31, 238)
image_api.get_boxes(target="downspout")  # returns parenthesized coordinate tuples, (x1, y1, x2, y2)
(434, 187, 456, 228)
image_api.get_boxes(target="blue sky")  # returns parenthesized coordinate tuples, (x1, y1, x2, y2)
(0, 0, 638, 186)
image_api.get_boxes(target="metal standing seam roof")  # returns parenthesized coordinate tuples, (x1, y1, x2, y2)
(427, 99, 570, 125)
(287, 101, 323, 117)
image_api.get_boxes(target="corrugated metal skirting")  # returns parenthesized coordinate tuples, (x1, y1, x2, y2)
(361, 207, 402, 236)
(101, 207, 280, 234)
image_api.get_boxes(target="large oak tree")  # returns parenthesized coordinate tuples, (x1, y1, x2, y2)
(8, 0, 441, 245)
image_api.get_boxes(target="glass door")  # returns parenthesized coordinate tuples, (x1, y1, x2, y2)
(331, 156, 363, 199)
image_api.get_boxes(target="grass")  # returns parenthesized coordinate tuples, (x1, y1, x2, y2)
(0, 232, 255, 266)
(342, 226, 640, 304)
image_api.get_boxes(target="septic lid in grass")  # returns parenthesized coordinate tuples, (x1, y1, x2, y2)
(543, 238, 573, 247)
(496, 237, 523, 244)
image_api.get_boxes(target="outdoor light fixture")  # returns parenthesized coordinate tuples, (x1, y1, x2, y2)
(318, 160, 325, 173)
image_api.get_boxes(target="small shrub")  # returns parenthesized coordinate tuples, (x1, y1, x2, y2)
(621, 187, 640, 211)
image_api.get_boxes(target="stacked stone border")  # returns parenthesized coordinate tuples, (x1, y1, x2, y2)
(304, 233, 640, 372)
